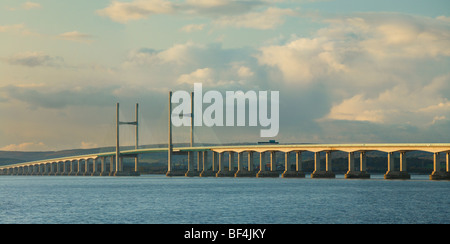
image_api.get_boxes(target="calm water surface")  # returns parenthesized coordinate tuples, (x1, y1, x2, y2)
(0, 174, 448, 224)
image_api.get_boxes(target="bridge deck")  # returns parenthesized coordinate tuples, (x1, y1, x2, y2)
(1, 143, 450, 170)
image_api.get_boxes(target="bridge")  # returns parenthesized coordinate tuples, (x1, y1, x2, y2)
(1, 143, 450, 180)
(1, 92, 450, 180)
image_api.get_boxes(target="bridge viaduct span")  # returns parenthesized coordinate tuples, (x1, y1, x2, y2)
(1, 93, 450, 180)
(1, 143, 449, 180)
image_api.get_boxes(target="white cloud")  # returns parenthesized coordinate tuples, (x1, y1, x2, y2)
(0, 24, 26, 32)
(258, 36, 348, 83)
(58, 31, 93, 43)
(22, 2, 41, 10)
(97, 0, 290, 30)
(186, 0, 228, 8)
(177, 67, 214, 85)
(80, 141, 99, 149)
(5, 52, 64, 67)
(258, 13, 450, 85)
(180, 24, 205, 32)
(97, 0, 174, 23)
(237, 66, 254, 78)
(214, 7, 296, 29)
(0, 142, 48, 151)
(0, 24, 39, 36)
(324, 78, 450, 127)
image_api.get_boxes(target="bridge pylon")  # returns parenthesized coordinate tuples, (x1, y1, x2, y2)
(115, 103, 140, 176)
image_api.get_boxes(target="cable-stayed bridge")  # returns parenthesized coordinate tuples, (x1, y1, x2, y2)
(1, 93, 449, 180)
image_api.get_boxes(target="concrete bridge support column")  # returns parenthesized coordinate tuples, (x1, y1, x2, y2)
(91, 158, 100, 176)
(48, 162, 55, 176)
(76, 160, 83, 176)
(345, 152, 370, 179)
(185, 152, 197, 177)
(197, 151, 203, 173)
(68, 160, 75, 176)
(248, 152, 254, 172)
(216, 152, 234, 177)
(212, 152, 218, 173)
(447, 152, 450, 173)
(312, 151, 335, 178)
(60, 161, 66, 175)
(42, 163, 48, 175)
(83, 159, 90, 176)
(200, 151, 215, 177)
(282, 151, 305, 178)
(109, 156, 115, 176)
(430, 152, 450, 180)
(385, 152, 410, 179)
(257, 151, 279, 177)
(54, 162, 60, 176)
(229, 152, 236, 174)
(326, 151, 332, 172)
(99, 157, 107, 176)
(114, 157, 132, 176)
(256, 152, 266, 177)
(215, 152, 227, 177)
(235, 151, 255, 177)
(296, 151, 305, 174)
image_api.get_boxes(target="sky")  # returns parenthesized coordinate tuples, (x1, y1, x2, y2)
(1, 0, 450, 151)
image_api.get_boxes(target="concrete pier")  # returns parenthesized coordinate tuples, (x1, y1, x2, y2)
(282, 151, 305, 178)
(185, 152, 197, 176)
(430, 152, 450, 180)
(256, 152, 279, 177)
(235, 152, 257, 177)
(384, 152, 410, 179)
(216, 152, 235, 177)
(311, 152, 335, 178)
(200, 151, 215, 177)
(345, 152, 370, 179)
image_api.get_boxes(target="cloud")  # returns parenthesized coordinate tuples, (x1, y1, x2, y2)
(0, 24, 26, 32)
(323, 75, 450, 127)
(121, 42, 259, 90)
(180, 24, 205, 32)
(0, 24, 39, 36)
(182, 0, 265, 16)
(22, 2, 42, 10)
(97, 0, 174, 23)
(257, 13, 450, 85)
(80, 141, 99, 149)
(214, 7, 297, 29)
(57, 31, 93, 43)
(257, 36, 349, 83)
(177, 67, 214, 85)
(97, 0, 291, 30)
(0, 142, 48, 151)
(5, 52, 64, 67)
(0, 85, 117, 109)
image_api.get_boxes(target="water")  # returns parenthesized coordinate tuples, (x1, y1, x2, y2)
(0, 174, 449, 224)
